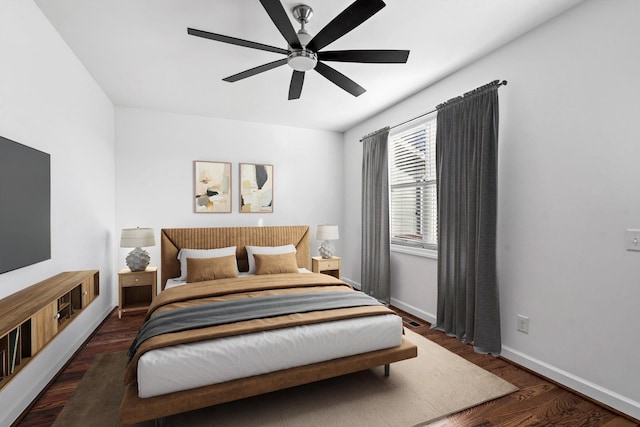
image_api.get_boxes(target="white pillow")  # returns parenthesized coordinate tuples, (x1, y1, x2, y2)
(245, 244, 297, 274)
(177, 246, 237, 280)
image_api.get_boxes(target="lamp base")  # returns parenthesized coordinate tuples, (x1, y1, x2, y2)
(318, 240, 335, 259)
(126, 247, 150, 272)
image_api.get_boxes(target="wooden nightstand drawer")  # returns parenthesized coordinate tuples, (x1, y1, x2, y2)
(121, 273, 153, 287)
(320, 259, 340, 270)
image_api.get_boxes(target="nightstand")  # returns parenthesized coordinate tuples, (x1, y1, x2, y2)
(118, 267, 157, 318)
(311, 256, 341, 279)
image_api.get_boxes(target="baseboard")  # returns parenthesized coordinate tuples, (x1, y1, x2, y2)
(340, 277, 360, 290)
(501, 345, 640, 420)
(5, 303, 114, 427)
(390, 298, 436, 325)
(342, 276, 436, 324)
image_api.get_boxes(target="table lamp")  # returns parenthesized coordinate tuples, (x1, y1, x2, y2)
(120, 227, 155, 271)
(316, 224, 339, 259)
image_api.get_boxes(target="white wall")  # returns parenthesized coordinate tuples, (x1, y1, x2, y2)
(343, 0, 640, 419)
(0, 1, 115, 424)
(115, 107, 343, 283)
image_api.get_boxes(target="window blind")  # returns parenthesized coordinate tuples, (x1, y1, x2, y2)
(389, 117, 437, 249)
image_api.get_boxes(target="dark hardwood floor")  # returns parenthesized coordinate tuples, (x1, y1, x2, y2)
(15, 308, 639, 426)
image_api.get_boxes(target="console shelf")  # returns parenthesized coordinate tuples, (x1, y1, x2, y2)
(0, 270, 99, 389)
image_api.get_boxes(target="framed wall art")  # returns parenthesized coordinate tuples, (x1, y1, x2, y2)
(194, 161, 231, 213)
(240, 163, 273, 213)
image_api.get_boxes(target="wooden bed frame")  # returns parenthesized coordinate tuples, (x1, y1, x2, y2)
(119, 225, 418, 425)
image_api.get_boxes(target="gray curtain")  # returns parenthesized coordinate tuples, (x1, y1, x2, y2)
(433, 81, 501, 355)
(361, 127, 391, 304)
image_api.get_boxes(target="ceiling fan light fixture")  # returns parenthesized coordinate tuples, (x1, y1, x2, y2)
(287, 49, 317, 71)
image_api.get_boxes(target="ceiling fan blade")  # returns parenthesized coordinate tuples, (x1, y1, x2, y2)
(318, 49, 410, 63)
(307, 0, 386, 52)
(314, 62, 365, 97)
(188, 28, 288, 55)
(288, 71, 305, 100)
(223, 58, 288, 82)
(259, 0, 302, 49)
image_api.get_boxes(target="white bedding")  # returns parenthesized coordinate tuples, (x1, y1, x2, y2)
(137, 313, 402, 398)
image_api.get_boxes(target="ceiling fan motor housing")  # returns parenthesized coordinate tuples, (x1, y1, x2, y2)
(288, 49, 317, 71)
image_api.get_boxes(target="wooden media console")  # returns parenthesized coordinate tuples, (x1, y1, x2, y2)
(0, 270, 99, 388)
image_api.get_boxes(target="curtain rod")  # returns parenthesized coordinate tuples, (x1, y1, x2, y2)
(359, 80, 507, 142)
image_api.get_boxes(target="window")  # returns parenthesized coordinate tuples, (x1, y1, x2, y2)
(389, 117, 437, 252)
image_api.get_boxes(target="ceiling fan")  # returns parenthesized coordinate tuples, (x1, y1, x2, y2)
(187, 0, 410, 100)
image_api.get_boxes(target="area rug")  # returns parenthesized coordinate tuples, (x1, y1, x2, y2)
(53, 329, 517, 427)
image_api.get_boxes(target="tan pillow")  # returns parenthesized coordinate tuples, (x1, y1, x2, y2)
(254, 252, 299, 275)
(186, 255, 238, 283)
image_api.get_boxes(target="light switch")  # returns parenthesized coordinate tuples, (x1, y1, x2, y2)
(625, 229, 640, 251)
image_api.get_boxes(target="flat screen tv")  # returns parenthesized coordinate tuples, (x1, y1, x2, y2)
(0, 135, 51, 274)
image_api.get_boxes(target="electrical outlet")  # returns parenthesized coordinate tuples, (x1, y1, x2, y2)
(517, 315, 529, 334)
(626, 229, 640, 251)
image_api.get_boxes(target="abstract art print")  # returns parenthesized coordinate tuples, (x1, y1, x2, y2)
(240, 163, 273, 213)
(194, 161, 231, 213)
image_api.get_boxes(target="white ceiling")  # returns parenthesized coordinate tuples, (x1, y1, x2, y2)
(34, 0, 584, 132)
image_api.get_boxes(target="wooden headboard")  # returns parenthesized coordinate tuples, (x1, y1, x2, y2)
(160, 226, 310, 290)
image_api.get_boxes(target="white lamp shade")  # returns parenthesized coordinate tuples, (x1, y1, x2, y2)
(120, 228, 155, 248)
(316, 224, 339, 241)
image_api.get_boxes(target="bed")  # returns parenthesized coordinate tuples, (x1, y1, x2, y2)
(119, 225, 417, 424)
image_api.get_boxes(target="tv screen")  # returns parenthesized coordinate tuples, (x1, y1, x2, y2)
(0, 136, 51, 274)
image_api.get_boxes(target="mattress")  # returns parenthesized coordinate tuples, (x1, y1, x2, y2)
(137, 313, 402, 398)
